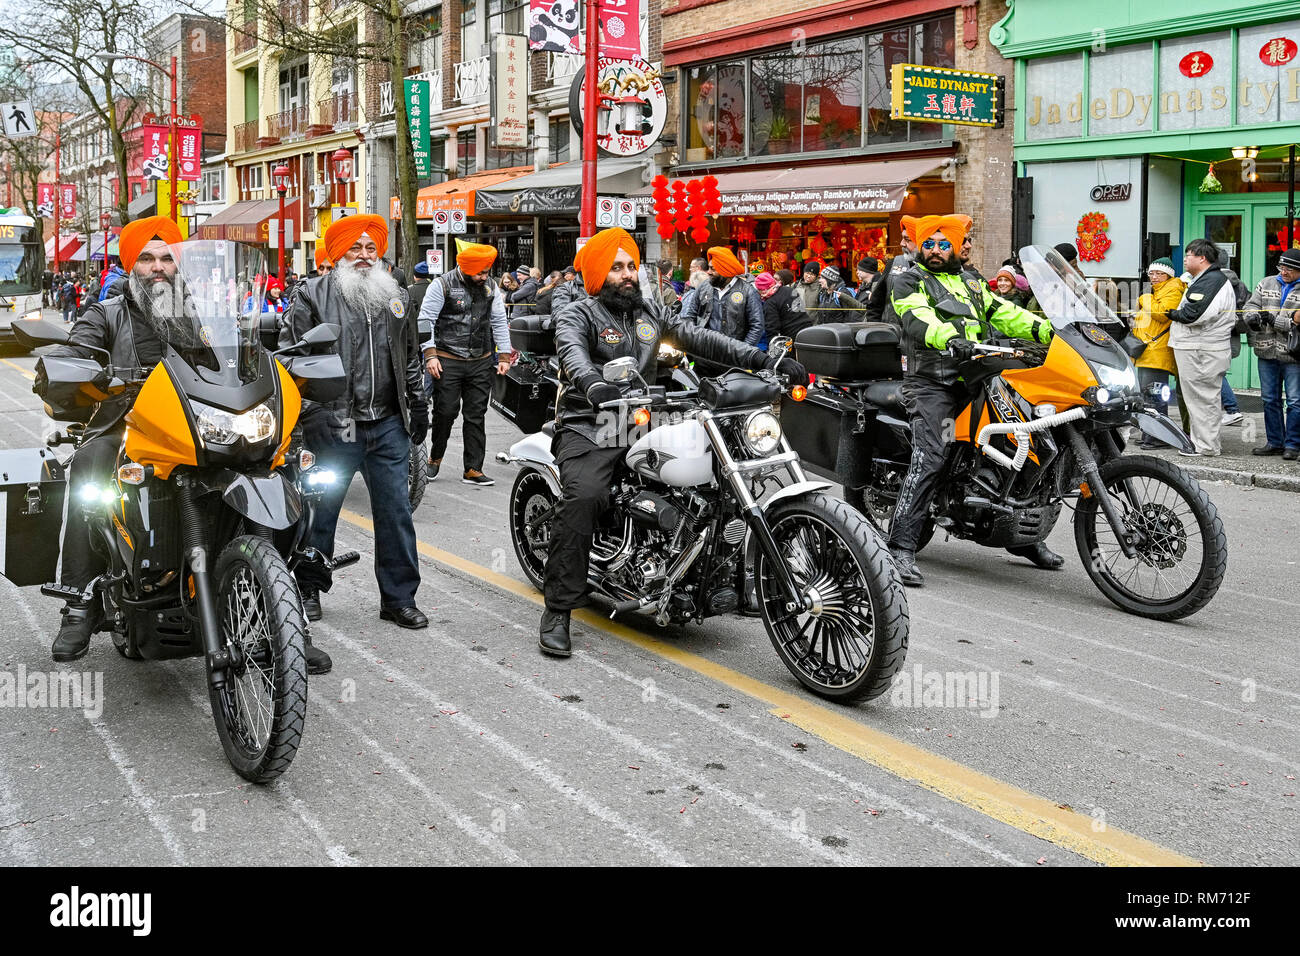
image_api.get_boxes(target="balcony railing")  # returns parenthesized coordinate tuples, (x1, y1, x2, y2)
(235, 20, 258, 52)
(268, 106, 309, 142)
(546, 51, 582, 86)
(454, 56, 490, 104)
(318, 91, 358, 128)
(380, 69, 443, 120)
(234, 119, 259, 153)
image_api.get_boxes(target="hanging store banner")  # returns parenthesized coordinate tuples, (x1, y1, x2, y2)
(890, 63, 1003, 127)
(36, 182, 54, 218)
(529, 0, 579, 53)
(141, 120, 170, 180)
(475, 184, 580, 215)
(492, 35, 529, 149)
(175, 118, 202, 182)
(404, 78, 433, 179)
(717, 182, 909, 217)
(598, 0, 642, 60)
(58, 183, 77, 221)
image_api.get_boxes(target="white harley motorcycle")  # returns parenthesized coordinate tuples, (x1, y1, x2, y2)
(498, 350, 909, 703)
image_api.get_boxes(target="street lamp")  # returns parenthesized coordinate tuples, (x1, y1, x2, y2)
(272, 162, 291, 287)
(95, 51, 180, 225)
(330, 147, 353, 210)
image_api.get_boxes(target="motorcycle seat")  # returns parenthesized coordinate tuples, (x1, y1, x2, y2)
(864, 380, 906, 412)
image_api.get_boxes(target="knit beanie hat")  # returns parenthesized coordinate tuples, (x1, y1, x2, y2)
(754, 271, 779, 293)
(1147, 257, 1176, 277)
(994, 264, 1018, 282)
(856, 257, 878, 274)
(1278, 248, 1300, 271)
(821, 266, 841, 285)
(1054, 242, 1079, 263)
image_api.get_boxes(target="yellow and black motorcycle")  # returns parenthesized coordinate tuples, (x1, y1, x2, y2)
(9, 240, 347, 782)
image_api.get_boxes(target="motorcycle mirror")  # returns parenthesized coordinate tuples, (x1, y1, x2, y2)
(934, 297, 976, 320)
(301, 323, 339, 347)
(12, 318, 72, 350)
(603, 356, 638, 383)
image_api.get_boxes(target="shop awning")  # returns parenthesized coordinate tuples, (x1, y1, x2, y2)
(634, 156, 949, 216)
(128, 189, 156, 219)
(390, 167, 536, 221)
(86, 230, 122, 262)
(45, 234, 84, 263)
(196, 197, 302, 243)
(475, 159, 647, 215)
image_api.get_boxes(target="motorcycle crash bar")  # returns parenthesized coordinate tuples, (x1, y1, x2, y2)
(977, 406, 1088, 472)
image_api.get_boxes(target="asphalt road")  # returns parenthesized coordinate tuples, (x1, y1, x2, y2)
(0, 345, 1295, 867)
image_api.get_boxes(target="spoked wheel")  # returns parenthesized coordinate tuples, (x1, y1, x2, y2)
(408, 439, 429, 513)
(1073, 455, 1226, 620)
(755, 493, 909, 703)
(509, 469, 557, 592)
(209, 535, 308, 783)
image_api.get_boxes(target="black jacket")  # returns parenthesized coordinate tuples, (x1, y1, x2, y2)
(864, 253, 914, 325)
(508, 277, 539, 315)
(762, 285, 813, 340)
(853, 273, 880, 307)
(813, 287, 864, 325)
(551, 277, 588, 317)
(555, 294, 766, 441)
(40, 284, 167, 439)
(407, 278, 431, 320)
(680, 279, 765, 345)
(280, 273, 423, 435)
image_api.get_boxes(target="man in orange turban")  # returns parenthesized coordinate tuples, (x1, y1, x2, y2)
(416, 237, 512, 487)
(885, 212, 1054, 588)
(678, 243, 764, 347)
(41, 213, 185, 664)
(536, 227, 809, 658)
(281, 212, 429, 649)
(314, 243, 332, 274)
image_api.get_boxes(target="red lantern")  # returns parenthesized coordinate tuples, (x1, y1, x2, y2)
(691, 226, 710, 244)
(657, 223, 675, 240)
(652, 174, 669, 188)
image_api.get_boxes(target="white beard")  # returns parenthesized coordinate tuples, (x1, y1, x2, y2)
(333, 257, 401, 314)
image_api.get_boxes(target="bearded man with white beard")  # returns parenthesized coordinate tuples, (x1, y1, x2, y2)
(279, 216, 430, 654)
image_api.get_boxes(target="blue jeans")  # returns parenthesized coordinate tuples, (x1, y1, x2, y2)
(1258, 358, 1300, 451)
(302, 412, 420, 610)
(1220, 377, 1239, 413)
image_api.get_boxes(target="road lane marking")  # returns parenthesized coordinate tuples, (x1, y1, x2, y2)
(341, 507, 1200, 867)
(1, 359, 34, 380)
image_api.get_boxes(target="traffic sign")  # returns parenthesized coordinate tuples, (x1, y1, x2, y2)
(1, 101, 36, 139)
(331, 204, 358, 219)
(426, 249, 444, 274)
(433, 209, 450, 233)
(596, 196, 636, 229)
(449, 209, 466, 233)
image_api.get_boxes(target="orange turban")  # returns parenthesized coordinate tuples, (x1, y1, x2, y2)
(580, 227, 639, 295)
(314, 244, 331, 269)
(118, 216, 182, 271)
(456, 242, 498, 276)
(323, 213, 388, 263)
(707, 246, 744, 278)
(900, 215, 969, 251)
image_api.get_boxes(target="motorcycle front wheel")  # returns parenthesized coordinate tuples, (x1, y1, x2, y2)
(209, 535, 308, 783)
(1073, 454, 1227, 620)
(509, 468, 557, 592)
(755, 493, 909, 703)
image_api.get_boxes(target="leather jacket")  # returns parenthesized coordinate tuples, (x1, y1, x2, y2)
(551, 277, 588, 318)
(681, 279, 765, 345)
(280, 272, 423, 434)
(554, 294, 766, 441)
(433, 269, 497, 359)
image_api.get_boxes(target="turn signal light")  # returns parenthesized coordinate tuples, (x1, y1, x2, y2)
(117, 463, 151, 485)
(299, 449, 316, 470)
(632, 408, 651, 427)
(790, 385, 807, 402)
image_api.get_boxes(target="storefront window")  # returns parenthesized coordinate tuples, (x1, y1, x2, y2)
(686, 63, 745, 162)
(1087, 43, 1154, 137)
(910, 17, 956, 142)
(1157, 32, 1231, 131)
(750, 53, 802, 155)
(486, 125, 532, 169)
(803, 39, 863, 152)
(1236, 22, 1300, 126)
(866, 28, 911, 145)
(549, 118, 570, 164)
(456, 128, 477, 177)
(1025, 53, 1084, 140)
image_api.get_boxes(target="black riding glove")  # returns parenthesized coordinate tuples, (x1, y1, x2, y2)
(946, 337, 977, 361)
(587, 382, 622, 410)
(765, 354, 811, 387)
(408, 399, 429, 445)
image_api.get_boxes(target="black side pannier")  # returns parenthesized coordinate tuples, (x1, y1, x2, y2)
(0, 448, 66, 587)
(490, 361, 558, 434)
(794, 322, 902, 381)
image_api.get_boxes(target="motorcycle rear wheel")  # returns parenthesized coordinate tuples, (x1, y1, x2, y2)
(509, 468, 556, 592)
(408, 439, 429, 513)
(755, 493, 909, 703)
(209, 535, 308, 783)
(1073, 454, 1226, 620)
(843, 483, 934, 552)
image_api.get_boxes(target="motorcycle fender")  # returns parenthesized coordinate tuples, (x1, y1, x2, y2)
(762, 480, 833, 512)
(507, 432, 561, 492)
(1133, 409, 1194, 453)
(221, 472, 303, 531)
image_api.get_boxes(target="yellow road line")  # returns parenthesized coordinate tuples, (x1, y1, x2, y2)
(339, 506, 1200, 867)
(1, 358, 34, 381)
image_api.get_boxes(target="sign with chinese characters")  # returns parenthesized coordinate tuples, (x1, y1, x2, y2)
(141, 120, 170, 180)
(404, 79, 432, 178)
(36, 182, 54, 219)
(58, 183, 77, 220)
(492, 35, 529, 149)
(1260, 36, 1298, 67)
(140, 113, 202, 182)
(890, 63, 1003, 127)
(598, 0, 642, 60)
(570, 55, 667, 157)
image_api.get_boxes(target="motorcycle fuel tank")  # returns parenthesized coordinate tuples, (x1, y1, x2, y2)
(625, 420, 713, 487)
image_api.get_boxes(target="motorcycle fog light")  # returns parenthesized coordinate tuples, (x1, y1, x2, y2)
(306, 469, 337, 487)
(1034, 403, 1057, 418)
(195, 401, 277, 446)
(1160, 384, 1171, 403)
(1095, 387, 1111, 405)
(78, 484, 112, 504)
(744, 410, 782, 456)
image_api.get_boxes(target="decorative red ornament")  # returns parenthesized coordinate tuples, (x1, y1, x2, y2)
(1260, 37, 1298, 67)
(766, 221, 783, 247)
(671, 180, 686, 192)
(808, 214, 829, 234)
(1179, 51, 1213, 78)
(1076, 211, 1112, 262)
(691, 226, 711, 244)
(652, 174, 669, 188)
(657, 223, 675, 240)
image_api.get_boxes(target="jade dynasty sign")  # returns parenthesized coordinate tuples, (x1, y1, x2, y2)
(890, 63, 1004, 128)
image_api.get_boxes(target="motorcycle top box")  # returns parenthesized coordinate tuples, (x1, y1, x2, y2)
(794, 322, 903, 381)
(508, 315, 557, 355)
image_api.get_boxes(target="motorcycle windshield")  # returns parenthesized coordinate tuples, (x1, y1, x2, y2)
(156, 240, 270, 386)
(1019, 244, 1123, 331)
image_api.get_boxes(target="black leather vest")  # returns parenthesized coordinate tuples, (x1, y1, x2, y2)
(435, 269, 495, 358)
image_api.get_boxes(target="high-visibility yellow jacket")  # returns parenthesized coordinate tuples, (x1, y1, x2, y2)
(1131, 277, 1184, 375)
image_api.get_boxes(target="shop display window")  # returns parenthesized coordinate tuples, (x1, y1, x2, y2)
(803, 39, 864, 152)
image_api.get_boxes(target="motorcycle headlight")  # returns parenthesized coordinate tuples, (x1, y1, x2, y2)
(1095, 364, 1137, 391)
(743, 410, 782, 456)
(194, 401, 277, 446)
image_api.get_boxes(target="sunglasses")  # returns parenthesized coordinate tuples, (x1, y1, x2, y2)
(921, 239, 952, 251)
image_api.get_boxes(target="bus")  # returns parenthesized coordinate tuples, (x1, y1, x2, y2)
(0, 209, 45, 351)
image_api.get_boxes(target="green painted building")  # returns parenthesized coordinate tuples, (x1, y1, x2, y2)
(992, 1, 1300, 388)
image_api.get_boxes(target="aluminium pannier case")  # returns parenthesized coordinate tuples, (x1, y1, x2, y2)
(794, 322, 902, 380)
(0, 448, 67, 588)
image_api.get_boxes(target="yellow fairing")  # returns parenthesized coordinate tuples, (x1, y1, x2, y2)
(1001, 335, 1098, 410)
(124, 365, 197, 480)
(273, 359, 302, 468)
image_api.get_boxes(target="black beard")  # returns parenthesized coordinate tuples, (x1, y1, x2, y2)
(598, 281, 642, 313)
(925, 253, 962, 274)
(708, 274, 728, 289)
